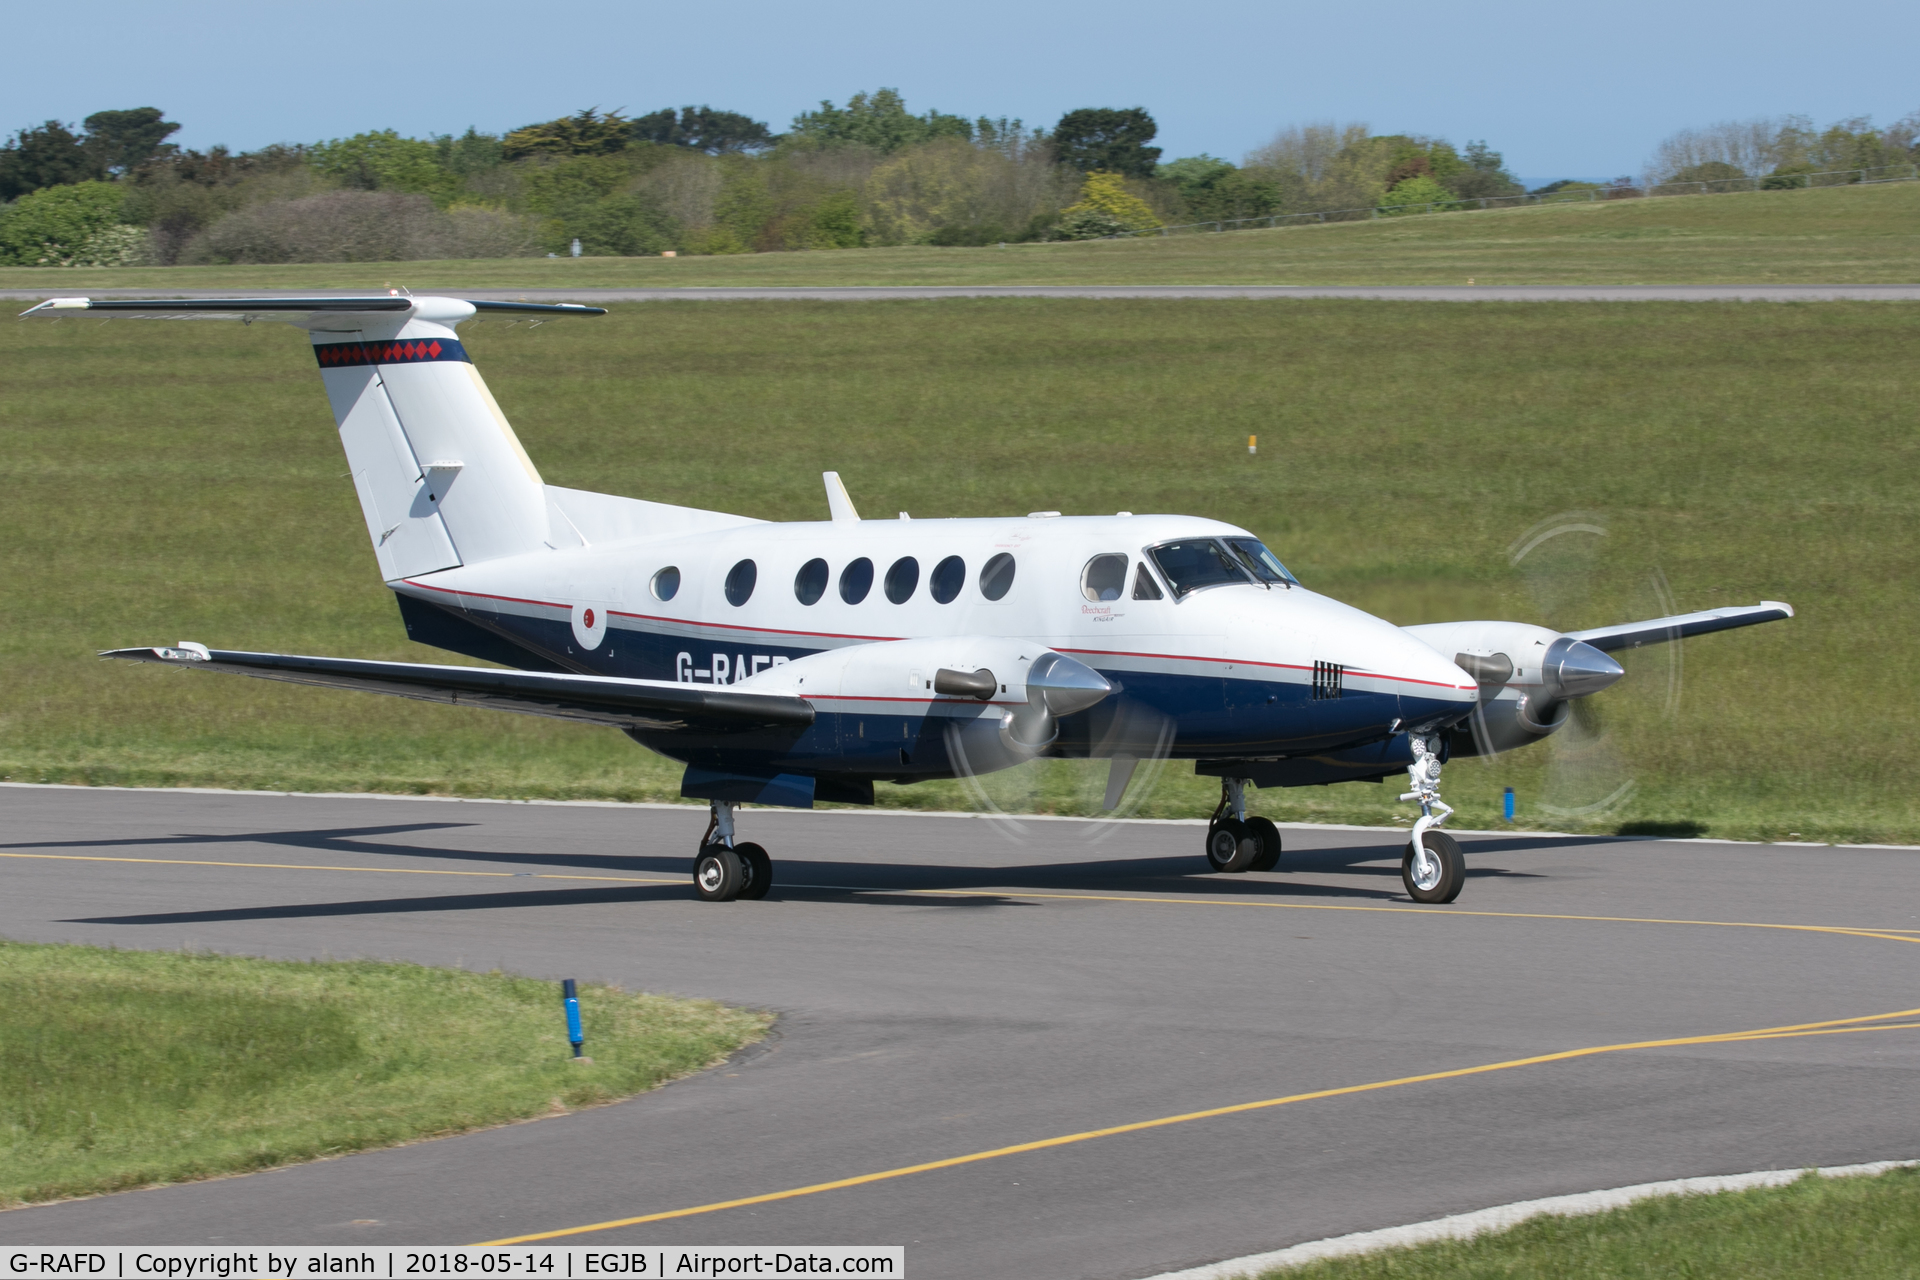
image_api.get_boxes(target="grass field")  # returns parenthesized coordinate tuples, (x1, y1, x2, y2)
(1, 182, 1916, 292)
(1270, 1167, 1920, 1278)
(2, 297, 1915, 841)
(0, 941, 767, 1206)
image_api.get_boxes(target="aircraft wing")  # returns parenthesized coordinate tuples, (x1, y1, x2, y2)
(1567, 601, 1794, 652)
(102, 646, 812, 733)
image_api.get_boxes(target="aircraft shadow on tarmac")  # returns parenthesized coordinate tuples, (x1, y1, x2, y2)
(40, 824, 1628, 926)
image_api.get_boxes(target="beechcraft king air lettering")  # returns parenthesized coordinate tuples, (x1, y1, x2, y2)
(23, 294, 1794, 904)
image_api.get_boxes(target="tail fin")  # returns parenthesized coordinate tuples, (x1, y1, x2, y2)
(21, 295, 605, 581)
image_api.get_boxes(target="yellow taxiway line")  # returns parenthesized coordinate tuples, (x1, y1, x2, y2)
(7, 846, 1917, 1243)
(478, 1007, 1920, 1244)
(5, 850, 1917, 941)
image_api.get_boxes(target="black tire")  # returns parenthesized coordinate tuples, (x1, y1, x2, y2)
(693, 844, 746, 902)
(1245, 817, 1283, 872)
(1205, 819, 1260, 873)
(1401, 831, 1465, 903)
(735, 842, 772, 901)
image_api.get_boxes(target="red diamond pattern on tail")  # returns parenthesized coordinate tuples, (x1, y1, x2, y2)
(427, 340, 441, 358)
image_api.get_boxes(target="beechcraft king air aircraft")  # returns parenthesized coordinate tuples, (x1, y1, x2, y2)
(23, 294, 1793, 904)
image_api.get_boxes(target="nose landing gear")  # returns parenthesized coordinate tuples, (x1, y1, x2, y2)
(1399, 734, 1464, 903)
(1204, 777, 1283, 873)
(693, 801, 774, 902)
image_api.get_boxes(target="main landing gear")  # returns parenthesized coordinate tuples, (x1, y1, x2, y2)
(1399, 734, 1464, 904)
(1204, 777, 1282, 874)
(692, 801, 772, 903)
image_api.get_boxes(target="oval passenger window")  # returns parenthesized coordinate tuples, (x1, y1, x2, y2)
(794, 558, 828, 606)
(1081, 554, 1128, 602)
(979, 553, 1016, 601)
(840, 557, 874, 604)
(930, 555, 965, 604)
(885, 556, 919, 604)
(725, 559, 757, 607)
(651, 566, 680, 602)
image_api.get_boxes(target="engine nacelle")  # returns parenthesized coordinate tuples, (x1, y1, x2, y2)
(1402, 619, 1624, 757)
(739, 636, 1112, 777)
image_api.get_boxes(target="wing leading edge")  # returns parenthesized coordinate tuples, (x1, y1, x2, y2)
(1568, 601, 1794, 652)
(103, 647, 812, 733)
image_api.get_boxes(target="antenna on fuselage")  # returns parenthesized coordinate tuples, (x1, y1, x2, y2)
(823, 472, 861, 524)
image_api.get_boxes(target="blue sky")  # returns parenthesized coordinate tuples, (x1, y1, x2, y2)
(6, 0, 1915, 182)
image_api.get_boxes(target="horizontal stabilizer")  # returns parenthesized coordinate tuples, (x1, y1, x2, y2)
(20, 297, 606, 321)
(1568, 601, 1794, 652)
(103, 647, 813, 733)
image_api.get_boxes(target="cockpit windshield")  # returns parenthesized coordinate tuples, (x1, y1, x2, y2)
(1224, 537, 1299, 586)
(1148, 538, 1300, 598)
(1148, 540, 1248, 597)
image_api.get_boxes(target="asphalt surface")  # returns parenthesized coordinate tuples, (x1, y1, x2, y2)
(7, 285, 1920, 303)
(1, 785, 1916, 1278)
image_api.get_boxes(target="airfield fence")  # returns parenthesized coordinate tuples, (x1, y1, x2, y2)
(1122, 161, 1920, 240)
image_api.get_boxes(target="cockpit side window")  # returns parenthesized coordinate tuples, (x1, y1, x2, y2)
(1148, 540, 1246, 598)
(1081, 554, 1128, 602)
(1225, 537, 1299, 586)
(1131, 563, 1164, 600)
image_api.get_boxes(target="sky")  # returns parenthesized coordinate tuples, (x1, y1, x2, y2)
(6, 0, 1916, 183)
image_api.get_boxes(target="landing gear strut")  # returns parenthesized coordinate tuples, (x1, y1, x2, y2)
(693, 801, 773, 902)
(1399, 734, 1464, 903)
(1204, 777, 1282, 874)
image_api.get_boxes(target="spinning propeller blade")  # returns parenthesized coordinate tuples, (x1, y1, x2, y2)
(1506, 513, 1682, 817)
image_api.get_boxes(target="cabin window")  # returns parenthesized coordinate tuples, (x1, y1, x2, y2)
(930, 555, 965, 604)
(1131, 564, 1164, 600)
(839, 557, 874, 604)
(725, 559, 757, 607)
(794, 558, 829, 606)
(651, 566, 680, 602)
(1225, 537, 1299, 586)
(1148, 540, 1245, 598)
(1081, 554, 1128, 602)
(979, 552, 1016, 601)
(885, 556, 919, 604)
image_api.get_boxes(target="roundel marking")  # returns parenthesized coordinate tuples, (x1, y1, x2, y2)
(571, 601, 609, 651)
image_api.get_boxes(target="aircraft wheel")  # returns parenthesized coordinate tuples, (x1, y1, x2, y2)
(1245, 817, 1283, 872)
(1205, 819, 1260, 873)
(693, 844, 746, 902)
(1401, 831, 1465, 904)
(735, 842, 772, 901)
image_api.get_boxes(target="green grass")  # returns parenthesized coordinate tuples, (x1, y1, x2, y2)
(1266, 1168, 1920, 1278)
(1, 182, 1917, 291)
(0, 941, 768, 1207)
(2, 298, 1915, 841)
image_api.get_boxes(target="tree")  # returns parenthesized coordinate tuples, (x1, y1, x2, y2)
(1052, 171, 1159, 238)
(632, 107, 774, 154)
(82, 107, 180, 175)
(1242, 123, 1389, 214)
(502, 109, 633, 161)
(0, 120, 97, 200)
(0, 181, 129, 264)
(1449, 139, 1521, 199)
(1380, 174, 1456, 212)
(1667, 161, 1747, 189)
(1157, 155, 1279, 222)
(1053, 108, 1160, 177)
(789, 89, 972, 154)
(437, 127, 504, 176)
(311, 130, 457, 201)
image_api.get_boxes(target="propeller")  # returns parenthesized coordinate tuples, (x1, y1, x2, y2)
(1498, 512, 1682, 818)
(942, 660, 1178, 846)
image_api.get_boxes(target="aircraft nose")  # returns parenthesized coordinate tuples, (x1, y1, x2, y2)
(1395, 633, 1481, 705)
